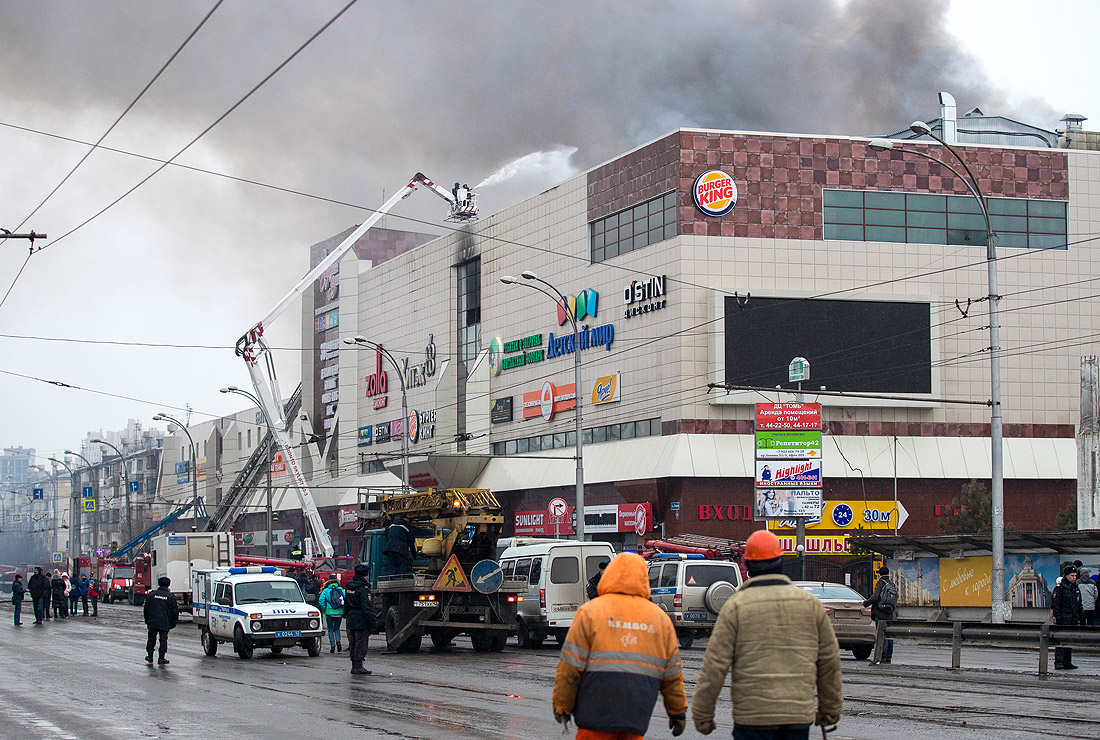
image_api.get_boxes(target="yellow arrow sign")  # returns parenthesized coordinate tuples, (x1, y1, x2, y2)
(767, 500, 908, 531)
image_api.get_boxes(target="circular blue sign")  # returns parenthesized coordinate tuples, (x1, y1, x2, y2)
(471, 559, 504, 594)
(832, 503, 854, 527)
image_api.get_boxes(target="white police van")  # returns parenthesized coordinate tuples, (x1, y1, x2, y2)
(192, 566, 324, 660)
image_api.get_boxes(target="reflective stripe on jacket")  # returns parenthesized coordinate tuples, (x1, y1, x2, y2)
(552, 553, 687, 735)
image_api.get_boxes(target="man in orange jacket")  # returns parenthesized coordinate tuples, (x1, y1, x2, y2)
(553, 552, 688, 740)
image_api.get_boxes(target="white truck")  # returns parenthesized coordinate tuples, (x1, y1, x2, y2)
(151, 532, 234, 612)
(192, 565, 324, 659)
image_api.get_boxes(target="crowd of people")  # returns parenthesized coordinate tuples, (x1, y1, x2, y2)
(9, 566, 100, 625)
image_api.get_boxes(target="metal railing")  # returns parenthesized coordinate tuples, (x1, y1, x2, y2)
(874, 619, 1100, 674)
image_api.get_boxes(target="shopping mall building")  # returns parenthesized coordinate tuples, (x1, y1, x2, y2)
(224, 112, 1098, 556)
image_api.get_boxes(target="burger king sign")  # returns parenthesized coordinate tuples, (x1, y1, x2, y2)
(692, 169, 737, 216)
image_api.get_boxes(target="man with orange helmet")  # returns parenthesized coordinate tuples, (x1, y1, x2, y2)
(691, 530, 842, 739)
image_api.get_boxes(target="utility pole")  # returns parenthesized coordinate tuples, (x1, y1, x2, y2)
(0, 230, 47, 243)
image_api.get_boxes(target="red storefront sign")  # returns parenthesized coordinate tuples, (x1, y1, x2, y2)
(755, 402, 821, 430)
(514, 508, 574, 536)
(697, 504, 755, 522)
(522, 381, 576, 420)
(337, 506, 359, 530)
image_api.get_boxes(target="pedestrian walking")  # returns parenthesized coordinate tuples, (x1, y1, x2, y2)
(692, 530, 842, 739)
(552, 552, 688, 739)
(864, 565, 898, 664)
(50, 570, 67, 618)
(11, 574, 26, 626)
(343, 563, 376, 675)
(78, 574, 90, 616)
(383, 516, 415, 576)
(64, 573, 77, 616)
(585, 559, 609, 600)
(1077, 567, 1097, 627)
(28, 567, 50, 624)
(1052, 565, 1084, 669)
(143, 576, 179, 664)
(318, 575, 346, 653)
(89, 576, 100, 617)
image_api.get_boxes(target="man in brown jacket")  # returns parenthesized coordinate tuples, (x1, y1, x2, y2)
(691, 530, 842, 739)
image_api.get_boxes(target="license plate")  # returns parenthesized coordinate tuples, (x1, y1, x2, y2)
(834, 611, 860, 620)
(413, 601, 438, 608)
(683, 612, 707, 620)
(274, 630, 301, 638)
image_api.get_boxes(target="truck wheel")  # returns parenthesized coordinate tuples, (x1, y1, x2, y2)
(489, 633, 507, 652)
(306, 636, 322, 657)
(851, 645, 873, 661)
(270, 646, 283, 654)
(385, 606, 422, 653)
(676, 629, 695, 650)
(471, 631, 493, 652)
(201, 628, 218, 657)
(517, 620, 542, 649)
(234, 626, 254, 660)
(430, 629, 458, 648)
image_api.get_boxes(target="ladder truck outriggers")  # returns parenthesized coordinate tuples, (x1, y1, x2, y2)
(234, 174, 477, 560)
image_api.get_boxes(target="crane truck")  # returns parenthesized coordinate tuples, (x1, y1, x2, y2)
(234, 174, 477, 560)
(358, 488, 526, 653)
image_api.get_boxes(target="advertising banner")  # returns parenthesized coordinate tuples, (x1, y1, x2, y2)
(490, 397, 513, 423)
(755, 402, 821, 430)
(767, 500, 908, 531)
(755, 430, 821, 459)
(522, 381, 576, 420)
(755, 460, 822, 487)
(755, 488, 821, 518)
(514, 503, 653, 536)
(514, 509, 574, 537)
(233, 529, 295, 548)
(338, 507, 359, 530)
(885, 558, 941, 607)
(776, 535, 850, 554)
(940, 556, 993, 607)
(589, 374, 621, 406)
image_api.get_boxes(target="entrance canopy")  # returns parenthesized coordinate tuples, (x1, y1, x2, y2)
(850, 530, 1100, 558)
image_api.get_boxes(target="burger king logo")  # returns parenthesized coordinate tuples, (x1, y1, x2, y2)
(408, 409, 420, 443)
(692, 170, 737, 216)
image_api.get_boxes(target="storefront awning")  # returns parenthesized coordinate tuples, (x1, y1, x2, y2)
(849, 530, 1100, 557)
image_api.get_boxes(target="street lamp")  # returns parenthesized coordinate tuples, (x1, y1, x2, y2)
(49, 457, 77, 562)
(153, 413, 200, 530)
(66, 450, 99, 554)
(222, 386, 275, 557)
(868, 126, 1006, 623)
(342, 337, 409, 496)
(91, 438, 132, 546)
(500, 271, 586, 541)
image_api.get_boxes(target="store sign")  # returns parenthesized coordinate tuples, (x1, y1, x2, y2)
(755, 430, 821, 459)
(692, 169, 737, 216)
(338, 507, 359, 530)
(174, 461, 189, 485)
(755, 488, 822, 518)
(402, 335, 438, 390)
(363, 346, 388, 406)
(490, 397, 513, 424)
(623, 275, 668, 319)
(515, 510, 573, 537)
(755, 402, 821, 430)
(777, 535, 850, 554)
(315, 308, 339, 333)
(697, 504, 755, 521)
(584, 504, 654, 535)
(269, 451, 287, 478)
(491, 333, 545, 375)
(357, 425, 373, 447)
(408, 409, 436, 444)
(589, 374, 621, 406)
(755, 460, 822, 487)
(768, 500, 909, 531)
(557, 288, 599, 326)
(374, 422, 392, 444)
(546, 323, 615, 357)
(233, 528, 294, 548)
(522, 381, 576, 420)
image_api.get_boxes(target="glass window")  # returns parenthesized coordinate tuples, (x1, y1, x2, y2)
(550, 556, 580, 584)
(566, 430, 577, 446)
(865, 225, 905, 243)
(505, 440, 517, 455)
(991, 214, 1028, 233)
(1028, 200, 1066, 218)
(907, 211, 946, 228)
(823, 189, 863, 207)
(989, 199, 1026, 216)
(947, 228, 985, 246)
(1029, 216, 1066, 234)
(823, 223, 863, 241)
(907, 227, 944, 245)
(606, 424, 619, 440)
(797, 583, 865, 600)
(648, 567, 661, 590)
(906, 193, 945, 211)
(586, 555, 608, 580)
(823, 207, 863, 225)
(997, 232, 1029, 249)
(502, 560, 515, 577)
(590, 191, 677, 262)
(948, 197, 983, 214)
(514, 558, 531, 581)
(236, 580, 304, 604)
(1030, 233, 1066, 250)
(865, 209, 906, 226)
(516, 438, 529, 454)
(659, 565, 678, 588)
(541, 434, 554, 451)
(684, 564, 741, 588)
(864, 191, 905, 210)
(582, 429, 593, 445)
(621, 422, 635, 439)
(553, 433, 566, 448)
(529, 557, 543, 585)
(948, 213, 986, 231)
(593, 427, 606, 443)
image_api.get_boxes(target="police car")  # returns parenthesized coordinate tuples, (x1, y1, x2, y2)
(192, 566, 324, 660)
(647, 554, 743, 649)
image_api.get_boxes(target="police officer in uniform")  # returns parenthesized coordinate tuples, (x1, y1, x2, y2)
(143, 576, 180, 664)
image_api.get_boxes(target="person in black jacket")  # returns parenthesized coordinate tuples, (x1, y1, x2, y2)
(343, 564, 376, 675)
(50, 571, 67, 618)
(28, 567, 50, 624)
(863, 566, 897, 664)
(1052, 565, 1084, 670)
(11, 574, 26, 625)
(586, 560, 609, 599)
(143, 576, 180, 665)
(383, 517, 415, 576)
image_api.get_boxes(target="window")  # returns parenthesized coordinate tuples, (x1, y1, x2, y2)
(585, 555, 607, 580)
(659, 565, 677, 588)
(457, 258, 482, 370)
(514, 558, 531, 582)
(684, 565, 740, 588)
(529, 557, 543, 586)
(648, 567, 661, 590)
(501, 560, 516, 578)
(492, 419, 662, 456)
(247, 429, 251, 448)
(590, 191, 678, 263)
(550, 556, 580, 584)
(823, 189, 1068, 250)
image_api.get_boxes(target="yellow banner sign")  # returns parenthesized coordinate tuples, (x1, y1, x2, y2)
(940, 556, 992, 607)
(768, 500, 908, 531)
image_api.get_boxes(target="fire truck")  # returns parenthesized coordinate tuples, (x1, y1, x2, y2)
(358, 488, 525, 653)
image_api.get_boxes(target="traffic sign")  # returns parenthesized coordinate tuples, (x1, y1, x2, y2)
(128, 480, 140, 493)
(82, 486, 93, 499)
(11, 513, 22, 524)
(83, 499, 97, 512)
(433, 554, 472, 592)
(471, 559, 504, 594)
(548, 498, 568, 517)
(32, 487, 44, 500)
(52, 552, 64, 563)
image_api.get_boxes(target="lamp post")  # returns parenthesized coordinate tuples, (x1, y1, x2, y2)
(49, 457, 77, 563)
(342, 337, 409, 496)
(66, 450, 99, 555)
(153, 413, 200, 529)
(501, 271, 586, 541)
(222, 386, 275, 557)
(91, 438, 132, 546)
(868, 127, 1006, 623)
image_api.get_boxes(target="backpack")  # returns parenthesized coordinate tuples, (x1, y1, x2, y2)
(328, 587, 345, 610)
(879, 579, 898, 614)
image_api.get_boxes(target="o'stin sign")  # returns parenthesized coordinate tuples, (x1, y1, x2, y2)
(692, 170, 737, 216)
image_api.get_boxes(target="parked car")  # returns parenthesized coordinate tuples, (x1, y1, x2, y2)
(793, 581, 877, 660)
(499, 539, 615, 648)
(647, 554, 743, 649)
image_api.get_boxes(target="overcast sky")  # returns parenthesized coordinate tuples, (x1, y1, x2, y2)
(1, 0, 1095, 465)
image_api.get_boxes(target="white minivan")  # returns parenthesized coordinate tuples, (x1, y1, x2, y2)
(499, 539, 615, 648)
